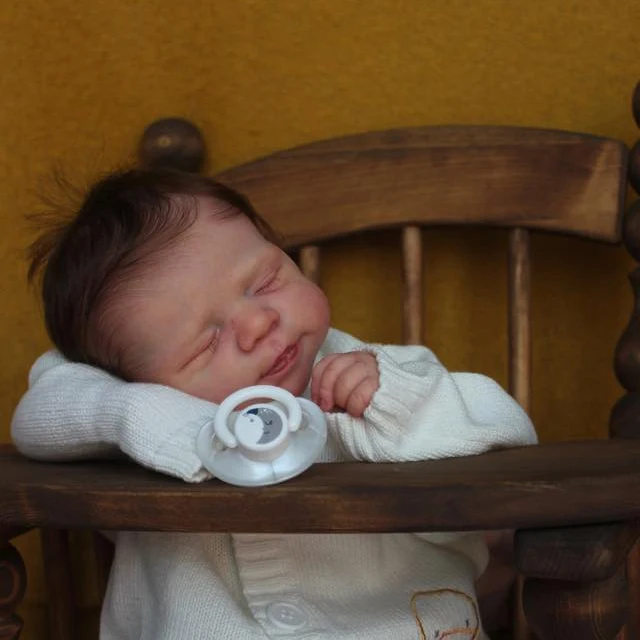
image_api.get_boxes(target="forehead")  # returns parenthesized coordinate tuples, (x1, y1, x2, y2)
(142, 204, 272, 284)
(136, 209, 274, 306)
(185, 201, 269, 259)
(107, 209, 276, 372)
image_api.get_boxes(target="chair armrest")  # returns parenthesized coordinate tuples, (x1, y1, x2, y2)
(2, 439, 639, 533)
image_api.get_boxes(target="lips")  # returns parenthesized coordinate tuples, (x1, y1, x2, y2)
(264, 343, 299, 378)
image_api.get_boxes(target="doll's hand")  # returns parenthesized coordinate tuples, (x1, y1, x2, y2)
(311, 352, 379, 417)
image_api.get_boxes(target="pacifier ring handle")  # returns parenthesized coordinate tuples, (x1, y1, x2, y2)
(213, 385, 303, 448)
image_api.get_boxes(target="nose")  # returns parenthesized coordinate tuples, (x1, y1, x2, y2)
(235, 304, 280, 352)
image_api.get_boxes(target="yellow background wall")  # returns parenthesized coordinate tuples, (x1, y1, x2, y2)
(1, 0, 638, 637)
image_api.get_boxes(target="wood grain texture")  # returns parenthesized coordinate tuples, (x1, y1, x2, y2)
(0, 538, 26, 640)
(40, 530, 74, 640)
(214, 126, 627, 246)
(402, 225, 423, 344)
(523, 566, 628, 640)
(627, 542, 640, 640)
(516, 521, 640, 581)
(3, 440, 640, 534)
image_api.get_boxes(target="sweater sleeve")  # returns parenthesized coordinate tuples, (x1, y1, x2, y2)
(11, 350, 216, 482)
(320, 329, 538, 462)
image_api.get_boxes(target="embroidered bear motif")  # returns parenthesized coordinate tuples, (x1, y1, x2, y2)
(410, 588, 480, 639)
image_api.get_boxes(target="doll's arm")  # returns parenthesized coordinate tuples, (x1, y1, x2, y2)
(322, 330, 537, 462)
(11, 350, 215, 482)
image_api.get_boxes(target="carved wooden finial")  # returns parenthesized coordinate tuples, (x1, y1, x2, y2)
(138, 118, 206, 173)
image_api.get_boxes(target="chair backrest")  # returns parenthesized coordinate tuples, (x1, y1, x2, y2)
(216, 126, 625, 245)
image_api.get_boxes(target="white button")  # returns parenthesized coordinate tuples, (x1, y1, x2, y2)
(266, 601, 308, 630)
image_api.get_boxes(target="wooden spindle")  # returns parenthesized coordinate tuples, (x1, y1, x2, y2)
(610, 80, 640, 640)
(508, 228, 531, 412)
(507, 227, 532, 640)
(613, 267, 640, 396)
(0, 528, 28, 640)
(402, 225, 423, 345)
(40, 530, 75, 640)
(631, 141, 640, 196)
(633, 80, 640, 129)
(299, 245, 321, 285)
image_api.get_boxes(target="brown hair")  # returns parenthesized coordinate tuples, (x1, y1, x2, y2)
(28, 167, 278, 377)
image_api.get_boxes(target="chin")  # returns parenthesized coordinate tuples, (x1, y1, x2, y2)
(280, 380, 305, 398)
(281, 370, 312, 398)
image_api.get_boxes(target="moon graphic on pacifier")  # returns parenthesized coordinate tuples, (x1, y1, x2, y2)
(243, 407, 284, 444)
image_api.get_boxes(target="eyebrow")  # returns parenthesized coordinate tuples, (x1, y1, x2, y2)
(242, 246, 282, 290)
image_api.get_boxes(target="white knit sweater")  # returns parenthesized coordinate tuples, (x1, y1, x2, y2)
(12, 328, 537, 640)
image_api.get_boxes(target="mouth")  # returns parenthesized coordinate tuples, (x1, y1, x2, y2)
(264, 343, 300, 378)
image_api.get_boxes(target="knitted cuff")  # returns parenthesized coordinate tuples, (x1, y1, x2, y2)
(361, 346, 438, 437)
(119, 385, 216, 483)
(152, 422, 213, 483)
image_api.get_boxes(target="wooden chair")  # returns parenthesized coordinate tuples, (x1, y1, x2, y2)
(3, 84, 640, 639)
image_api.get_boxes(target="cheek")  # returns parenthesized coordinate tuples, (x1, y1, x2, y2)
(288, 281, 331, 332)
(198, 345, 255, 401)
(171, 345, 246, 404)
(186, 365, 243, 404)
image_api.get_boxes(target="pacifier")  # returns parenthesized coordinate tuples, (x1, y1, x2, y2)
(196, 385, 327, 487)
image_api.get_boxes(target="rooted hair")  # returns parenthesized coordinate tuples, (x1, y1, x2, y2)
(28, 167, 278, 377)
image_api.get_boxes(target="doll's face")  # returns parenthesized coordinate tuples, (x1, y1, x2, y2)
(109, 200, 331, 403)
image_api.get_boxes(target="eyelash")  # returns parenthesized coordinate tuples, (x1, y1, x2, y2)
(202, 329, 220, 356)
(254, 269, 280, 294)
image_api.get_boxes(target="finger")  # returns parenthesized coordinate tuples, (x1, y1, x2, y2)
(310, 354, 342, 404)
(332, 360, 373, 411)
(312, 354, 358, 411)
(344, 378, 379, 417)
(333, 362, 378, 416)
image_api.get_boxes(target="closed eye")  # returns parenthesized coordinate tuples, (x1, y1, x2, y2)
(182, 328, 220, 368)
(253, 265, 282, 295)
(203, 330, 220, 354)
